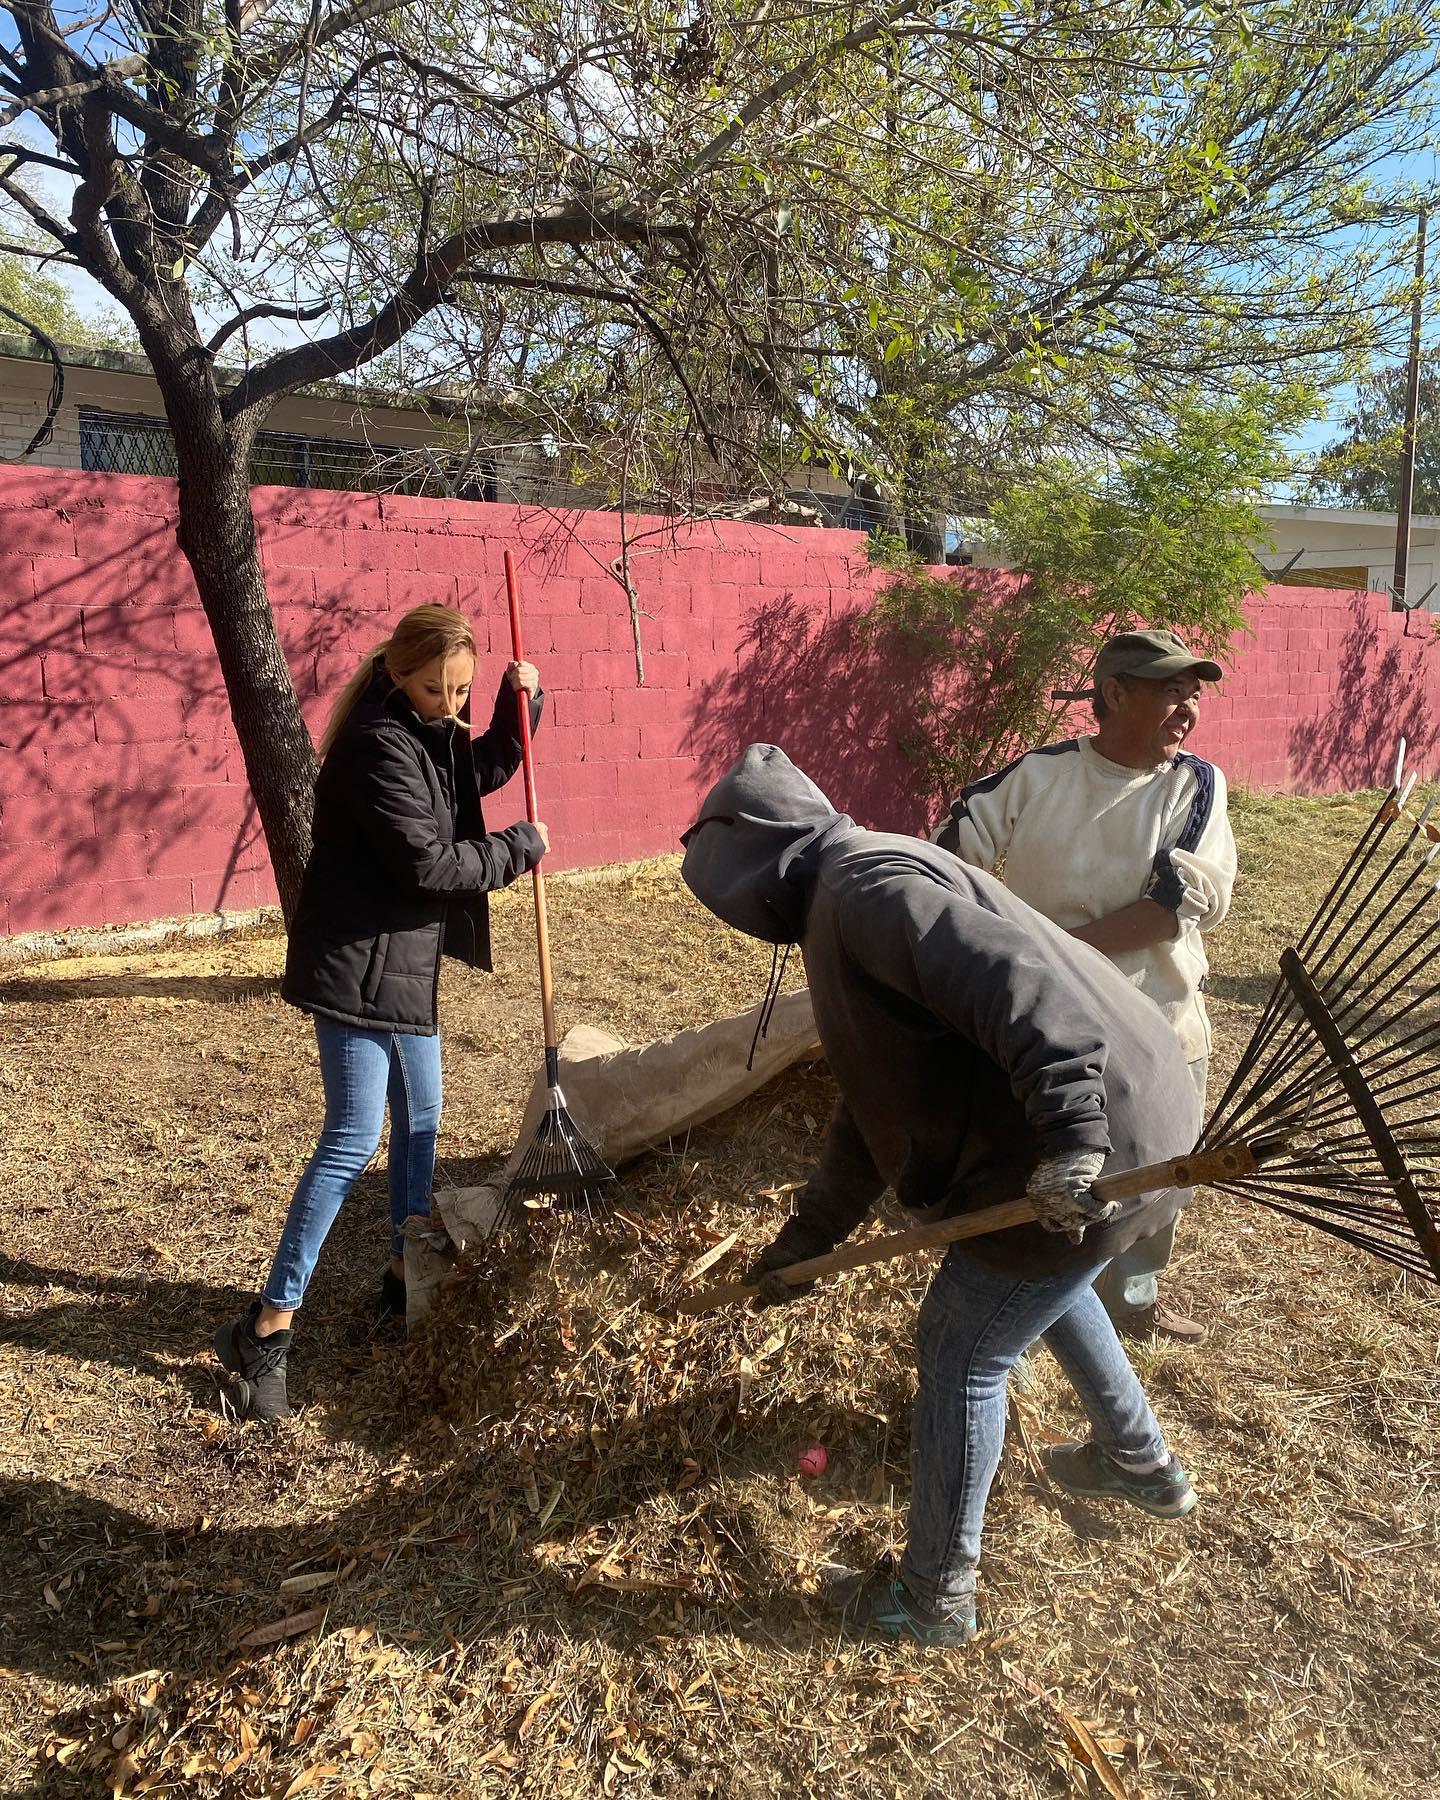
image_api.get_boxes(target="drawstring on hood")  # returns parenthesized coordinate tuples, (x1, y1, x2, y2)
(682, 744, 854, 1067)
(746, 941, 794, 1070)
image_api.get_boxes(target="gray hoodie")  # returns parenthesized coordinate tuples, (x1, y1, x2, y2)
(682, 745, 1200, 1274)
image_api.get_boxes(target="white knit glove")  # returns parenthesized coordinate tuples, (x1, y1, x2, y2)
(1025, 1149, 1114, 1244)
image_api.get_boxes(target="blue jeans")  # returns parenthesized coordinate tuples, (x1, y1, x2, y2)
(262, 1017, 443, 1311)
(902, 1245, 1170, 1612)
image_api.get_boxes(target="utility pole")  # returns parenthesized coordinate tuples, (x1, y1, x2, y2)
(1392, 206, 1428, 609)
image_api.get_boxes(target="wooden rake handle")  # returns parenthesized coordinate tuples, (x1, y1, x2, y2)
(677, 1141, 1263, 1314)
(504, 549, 559, 1071)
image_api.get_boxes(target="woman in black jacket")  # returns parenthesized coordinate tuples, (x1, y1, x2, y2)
(214, 603, 547, 1420)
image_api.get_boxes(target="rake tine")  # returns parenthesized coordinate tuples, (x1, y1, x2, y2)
(1205, 842, 1440, 1145)
(1195, 776, 1440, 1283)
(1263, 1022, 1440, 1138)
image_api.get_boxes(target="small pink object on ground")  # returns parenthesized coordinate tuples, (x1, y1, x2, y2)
(797, 1443, 828, 1478)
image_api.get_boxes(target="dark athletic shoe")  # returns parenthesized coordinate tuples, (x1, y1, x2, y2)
(1042, 1442, 1197, 1518)
(822, 1564, 977, 1648)
(213, 1301, 292, 1421)
(377, 1268, 407, 1325)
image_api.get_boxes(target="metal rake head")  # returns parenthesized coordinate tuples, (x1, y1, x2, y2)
(1198, 762, 1440, 1282)
(504, 1098, 617, 1214)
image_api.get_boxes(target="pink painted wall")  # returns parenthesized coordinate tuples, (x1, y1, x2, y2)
(1, 469, 1436, 937)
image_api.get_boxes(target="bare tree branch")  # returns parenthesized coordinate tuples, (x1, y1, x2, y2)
(0, 168, 73, 244)
(0, 73, 107, 127)
(457, 266, 720, 459)
(188, 52, 404, 250)
(0, 296, 63, 453)
(206, 299, 332, 355)
(681, 0, 928, 179)
(244, 0, 419, 88)
(0, 139, 81, 174)
(221, 203, 692, 419)
(0, 235, 80, 264)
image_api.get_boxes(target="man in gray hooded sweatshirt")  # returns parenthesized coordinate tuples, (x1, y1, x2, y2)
(682, 745, 1201, 1646)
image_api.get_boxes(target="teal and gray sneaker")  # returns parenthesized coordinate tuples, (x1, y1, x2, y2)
(822, 1564, 977, 1648)
(1042, 1442, 1197, 1518)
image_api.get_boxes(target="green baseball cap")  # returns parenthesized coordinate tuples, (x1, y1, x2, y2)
(1053, 629, 1223, 701)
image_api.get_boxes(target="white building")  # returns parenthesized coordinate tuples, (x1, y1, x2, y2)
(0, 333, 869, 526)
(1255, 502, 1440, 609)
(0, 330, 542, 499)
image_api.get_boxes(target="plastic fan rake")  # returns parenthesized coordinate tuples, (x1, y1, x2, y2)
(682, 741, 1440, 1314)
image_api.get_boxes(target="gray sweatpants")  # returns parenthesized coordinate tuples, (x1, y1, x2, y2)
(1093, 1055, 1209, 1318)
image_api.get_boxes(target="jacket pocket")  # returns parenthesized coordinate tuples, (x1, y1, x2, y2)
(360, 933, 391, 1005)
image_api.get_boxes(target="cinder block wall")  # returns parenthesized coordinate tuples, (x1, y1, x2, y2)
(1, 469, 1436, 936)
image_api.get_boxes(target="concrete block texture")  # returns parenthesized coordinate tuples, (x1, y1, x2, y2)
(2, 469, 1436, 935)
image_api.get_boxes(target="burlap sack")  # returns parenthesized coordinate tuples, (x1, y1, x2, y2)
(405, 990, 820, 1320)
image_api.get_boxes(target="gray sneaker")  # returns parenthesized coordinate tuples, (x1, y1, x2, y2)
(1042, 1442, 1196, 1518)
(821, 1563, 977, 1647)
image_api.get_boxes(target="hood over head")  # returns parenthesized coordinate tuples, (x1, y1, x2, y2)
(681, 744, 853, 943)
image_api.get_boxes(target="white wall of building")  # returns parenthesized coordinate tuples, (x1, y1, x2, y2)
(1256, 504, 1440, 610)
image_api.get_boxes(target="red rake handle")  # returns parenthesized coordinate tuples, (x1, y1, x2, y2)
(504, 549, 559, 1071)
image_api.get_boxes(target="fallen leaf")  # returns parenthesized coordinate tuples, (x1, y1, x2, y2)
(1058, 1712, 1134, 1800)
(518, 1692, 558, 1739)
(109, 1749, 140, 1797)
(283, 1763, 341, 1798)
(279, 1570, 342, 1595)
(1003, 1664, 1133, 1800)
(234, 1605, 328, 1649)
(584, 1569, 695, 1595)
(683, 1231, 739, 1282)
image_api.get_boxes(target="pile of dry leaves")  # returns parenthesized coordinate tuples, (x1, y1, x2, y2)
(2, 795, 1437, 1798)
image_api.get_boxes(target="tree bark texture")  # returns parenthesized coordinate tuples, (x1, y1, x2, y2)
(163, 379, 318, 921)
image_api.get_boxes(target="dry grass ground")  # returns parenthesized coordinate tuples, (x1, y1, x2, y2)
(2, 789, 1438, 1800)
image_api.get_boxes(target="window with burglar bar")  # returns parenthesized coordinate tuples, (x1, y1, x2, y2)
(77, 407, 497, 499)
(74, 407, 904, 532)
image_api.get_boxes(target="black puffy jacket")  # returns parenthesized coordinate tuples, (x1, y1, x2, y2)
(282, 663, 546, 1034)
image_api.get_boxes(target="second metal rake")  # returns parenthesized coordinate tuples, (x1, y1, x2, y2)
(497, 549, 616, 1224)
(682, 742, 1440, 1313)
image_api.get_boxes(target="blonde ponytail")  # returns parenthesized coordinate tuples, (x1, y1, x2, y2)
(319, 642, 390, 755)
(317, 604, 478, 756)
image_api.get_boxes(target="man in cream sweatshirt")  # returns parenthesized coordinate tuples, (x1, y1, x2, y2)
(935, 629, 1237, 1343)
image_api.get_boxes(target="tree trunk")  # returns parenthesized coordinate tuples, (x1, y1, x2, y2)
(166, 400, 318, 921)
(904, 509, 948, 565)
